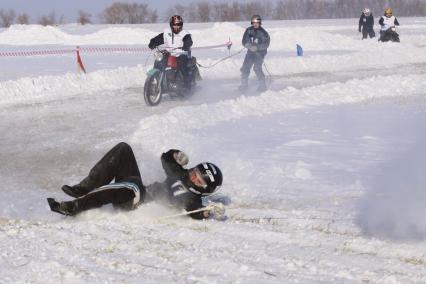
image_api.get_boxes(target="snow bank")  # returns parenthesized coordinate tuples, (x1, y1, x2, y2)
(0, 21, 382, 51)
(0, 25, 157, 45)
(0, 66, 146, 107)
(191, 22, 245, 47)
(198, 40, 426, 79)
(267, 27, 361, 51)
(0, 23, 239, 46)
(131, 74, 426, 155)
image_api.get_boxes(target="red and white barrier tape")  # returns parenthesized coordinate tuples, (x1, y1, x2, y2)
(0, 41, 232, 58)
(0, 41, 232, 74)
(0, 49, 74, 57)
(78, 46, 152, 53)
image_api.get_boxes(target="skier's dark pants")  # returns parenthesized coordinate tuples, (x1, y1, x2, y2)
(240, 52, 265, 84)
(74, 142, 145, 211)
(177, 55, 191, 88)
(77, 182, 138, 211)
(362, 28, 375, 39)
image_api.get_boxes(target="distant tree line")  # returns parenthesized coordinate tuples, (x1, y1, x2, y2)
(0, 2, 157, 28)
(168, 0, 426, 22)
(1, 0, 425, 28)
(99, 2, 157, 24)
(0, 9, 65, 27)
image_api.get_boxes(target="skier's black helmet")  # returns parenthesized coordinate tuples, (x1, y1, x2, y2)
(190, 162, 223, 195)
(170, 15, 183, 33)
(251, 15, 262, 25)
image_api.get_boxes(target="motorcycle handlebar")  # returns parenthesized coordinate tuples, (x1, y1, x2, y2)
(155, 47, 190, 56)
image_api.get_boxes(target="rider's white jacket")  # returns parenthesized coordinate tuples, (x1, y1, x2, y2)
(163, 29, 191, 56)
(379, 16, 398, 31)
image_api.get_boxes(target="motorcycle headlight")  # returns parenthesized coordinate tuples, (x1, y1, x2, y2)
(154, 51, 164, 62)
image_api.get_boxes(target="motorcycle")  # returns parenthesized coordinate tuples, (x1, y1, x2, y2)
(379, 26, 400, 43)
(144, 48, 201, 106)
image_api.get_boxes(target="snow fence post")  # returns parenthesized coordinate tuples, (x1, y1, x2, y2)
(76, 46, 86, 74)
(296, 44, 303, 56)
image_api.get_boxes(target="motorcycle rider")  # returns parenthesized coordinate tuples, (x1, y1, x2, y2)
(379, 8, 400, 41)
(239, 14, 270, 93)
(148, 15, 193, 90)
(47, 142, 224, 220)
(358, 8, 375, 39)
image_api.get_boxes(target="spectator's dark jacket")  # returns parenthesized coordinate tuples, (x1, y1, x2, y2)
(359, 14, 374, 31)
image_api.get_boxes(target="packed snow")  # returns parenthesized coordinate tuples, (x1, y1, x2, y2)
(1, 18, 426, 283)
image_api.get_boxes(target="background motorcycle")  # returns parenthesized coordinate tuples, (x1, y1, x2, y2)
(380, 26, 400, 43)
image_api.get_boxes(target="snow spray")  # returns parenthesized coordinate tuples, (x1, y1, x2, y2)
(356, 127, 426, 240)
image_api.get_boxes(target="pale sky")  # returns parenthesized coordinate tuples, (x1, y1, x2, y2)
(0, 0, 221, 23)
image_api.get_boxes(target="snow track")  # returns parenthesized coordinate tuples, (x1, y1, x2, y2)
(131, 74, 426, 153)
(1, 18, 426, 283)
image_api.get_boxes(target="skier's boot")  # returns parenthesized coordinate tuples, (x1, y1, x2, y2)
(61, 176, 94, 198)
(257, 80, 267, 92)
(61, 185, 87, 198)
(238, 78, 249, 93)
(47, 198, 79, 216)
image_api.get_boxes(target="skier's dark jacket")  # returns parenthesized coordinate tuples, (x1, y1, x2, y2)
(242, 26, 270, 56)
(359, 14, 374, 31)
(148, 32, 193, 51)
(146, 149, 207, 219)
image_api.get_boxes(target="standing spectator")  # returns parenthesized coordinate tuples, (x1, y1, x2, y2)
(359, 8, 375, 39)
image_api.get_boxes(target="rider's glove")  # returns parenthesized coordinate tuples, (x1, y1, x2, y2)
(174, 151, 189, 166)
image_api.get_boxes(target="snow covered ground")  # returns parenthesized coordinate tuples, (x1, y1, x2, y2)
(1, 18, 426, 283)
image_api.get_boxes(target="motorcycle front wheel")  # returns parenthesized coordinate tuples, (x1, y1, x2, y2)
(144, 72, 163, 106)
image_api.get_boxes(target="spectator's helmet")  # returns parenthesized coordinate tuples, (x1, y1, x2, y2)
(363, 8, 371, 16)
(251, 15, 262, 26)
(170, 15, 183, 34)
(384, 8, 393, 17)
(188, 162, 223, 195)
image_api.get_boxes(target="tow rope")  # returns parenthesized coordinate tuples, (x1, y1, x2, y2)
(196, 48, 245, 69)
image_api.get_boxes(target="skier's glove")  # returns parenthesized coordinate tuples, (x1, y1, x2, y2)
(249, 45, 258, 52)
(174, 151, 189, 166)
(206, 202, 226, 218)
(244, 43, 252, 49)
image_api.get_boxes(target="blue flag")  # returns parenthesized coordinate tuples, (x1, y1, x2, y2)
(296, 44, 303, 56)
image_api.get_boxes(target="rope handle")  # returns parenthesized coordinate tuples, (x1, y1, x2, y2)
(156, 202, 226, 221)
